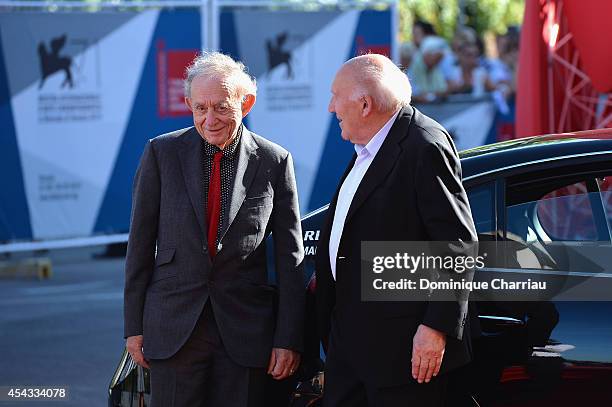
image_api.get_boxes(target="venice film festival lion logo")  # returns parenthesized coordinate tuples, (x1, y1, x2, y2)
(266, 31, 294, 80)
(37, 34, 74, 89)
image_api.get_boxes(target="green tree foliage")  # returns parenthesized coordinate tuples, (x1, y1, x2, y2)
(399, 0, 524, 42)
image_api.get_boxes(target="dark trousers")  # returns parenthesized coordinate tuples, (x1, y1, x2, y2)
(323, 326, 447, 407)
(149, 303, 267, 407)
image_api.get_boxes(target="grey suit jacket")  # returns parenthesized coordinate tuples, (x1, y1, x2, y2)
(124, 126, 305, 368)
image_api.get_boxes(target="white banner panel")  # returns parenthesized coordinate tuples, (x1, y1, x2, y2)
(4, 11, 158, 239)
(247, 11, 360, 207)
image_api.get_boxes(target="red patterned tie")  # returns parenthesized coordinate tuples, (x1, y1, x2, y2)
(207, 151, 223, 258)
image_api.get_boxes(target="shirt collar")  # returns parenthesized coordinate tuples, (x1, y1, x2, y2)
(354, 109, 401, 158)
(202, 124, 243, 158)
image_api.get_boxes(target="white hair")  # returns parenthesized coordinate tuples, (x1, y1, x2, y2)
(420, 36, 448, 56)
(345, 54, 412, 112)
(184, 51, 257, 100)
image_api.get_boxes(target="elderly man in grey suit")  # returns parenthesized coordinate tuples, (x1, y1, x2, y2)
(124, 52, 305, 407)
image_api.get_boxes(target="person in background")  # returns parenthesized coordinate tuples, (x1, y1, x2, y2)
(486, 28, 520, 114)
(488, 28, 519, 92)
(440, 26, 478, 81)
(409, 35, 450, 103)
(412, 19, 437, 50)
(447, 43, 495, 97)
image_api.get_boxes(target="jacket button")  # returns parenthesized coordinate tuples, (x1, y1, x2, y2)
(202, 245, 208, 253)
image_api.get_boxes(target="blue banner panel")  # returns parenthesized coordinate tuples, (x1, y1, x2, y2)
(0, 33, 32, 242)
(94, 9, 201, 235)
(219, 8, 392, 213)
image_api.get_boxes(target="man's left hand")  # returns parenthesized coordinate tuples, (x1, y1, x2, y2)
(267, 348, 300, 380)
(411, 324, 446, 384)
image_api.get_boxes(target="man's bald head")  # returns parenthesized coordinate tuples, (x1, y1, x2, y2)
(329, 54, 412, 144)
(340, 54, 412, 113)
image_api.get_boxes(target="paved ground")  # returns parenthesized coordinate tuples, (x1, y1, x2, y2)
(0, 246, 126, 407)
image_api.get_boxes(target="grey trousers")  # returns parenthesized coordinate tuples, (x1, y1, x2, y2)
(149, 303, 268, 407)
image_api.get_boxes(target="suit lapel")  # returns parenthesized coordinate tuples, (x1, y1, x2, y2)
(224, 128, 260, 235)
(344, 106, 413, 224)
(179, 128, 207, 240)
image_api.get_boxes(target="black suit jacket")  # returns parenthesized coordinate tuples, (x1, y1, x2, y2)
(315, 106, 478, 387)
(124, 127, 304, 368)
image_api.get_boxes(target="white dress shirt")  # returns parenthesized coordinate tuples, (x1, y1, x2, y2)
(329, 110, 400, 280)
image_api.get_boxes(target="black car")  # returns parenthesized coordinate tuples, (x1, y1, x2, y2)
(109, 130, 612, 406)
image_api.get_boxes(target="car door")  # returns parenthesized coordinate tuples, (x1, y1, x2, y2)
(466, 161, 612, 406)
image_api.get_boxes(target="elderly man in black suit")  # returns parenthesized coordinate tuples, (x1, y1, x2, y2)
(124, 52, 305, 407)
(316, 54, 477, 406)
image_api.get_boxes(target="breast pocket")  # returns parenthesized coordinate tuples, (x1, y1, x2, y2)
(244, 194, 273, 209)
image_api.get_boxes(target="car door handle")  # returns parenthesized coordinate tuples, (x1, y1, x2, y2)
(478, 315, 524, 334)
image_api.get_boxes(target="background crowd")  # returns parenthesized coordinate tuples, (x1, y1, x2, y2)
(401, 20, 519, 113)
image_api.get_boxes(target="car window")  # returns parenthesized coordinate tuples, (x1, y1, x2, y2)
(503, 175, 612, 271)
(507, 180, 599, 244)
(535, 181, 599, 241)
(467, 182, 496, 238)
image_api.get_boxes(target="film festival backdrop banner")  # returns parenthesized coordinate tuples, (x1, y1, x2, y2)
(219, 7, 393, 213)
(0, 7, 392, 243)
(0, 9, 201, 243)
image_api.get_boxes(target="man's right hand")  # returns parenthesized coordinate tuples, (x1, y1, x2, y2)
(126, 335, 150, 368)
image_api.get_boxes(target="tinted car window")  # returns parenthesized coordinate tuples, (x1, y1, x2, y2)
(507, 180, 599, 244)
(467, 182, 496, 237)
(535, 181, 599, 241)
(503, 174, 612, 272)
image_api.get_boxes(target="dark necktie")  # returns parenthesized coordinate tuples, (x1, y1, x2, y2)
(207, 151, 223, 258)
